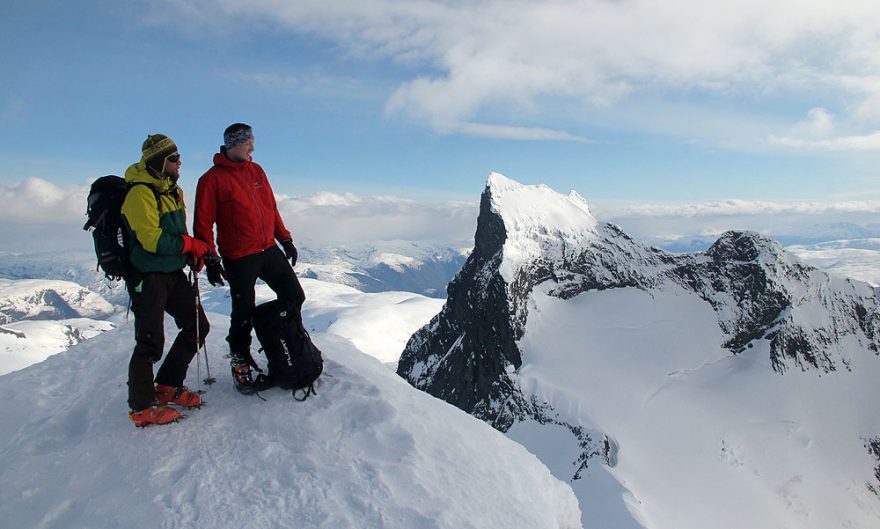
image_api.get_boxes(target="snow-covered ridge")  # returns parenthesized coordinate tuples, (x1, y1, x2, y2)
(0, 312, 581, 529)
(488, 172, 599, 282)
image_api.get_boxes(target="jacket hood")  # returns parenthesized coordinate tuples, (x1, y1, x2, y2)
(213, 151, 252, 169)
(124, 161, 174, 192)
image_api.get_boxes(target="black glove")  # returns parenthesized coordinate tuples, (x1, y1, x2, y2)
(206, 260, 227, 287)
(281, 239, 298, 266)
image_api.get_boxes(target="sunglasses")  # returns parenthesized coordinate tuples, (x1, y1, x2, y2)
(166, 154, 180, 163)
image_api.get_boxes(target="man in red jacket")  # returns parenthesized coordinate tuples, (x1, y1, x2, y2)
(193, 123, 305, 395)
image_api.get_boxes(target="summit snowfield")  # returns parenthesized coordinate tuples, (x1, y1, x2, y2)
(0, 298, 581, 529)
(400, 173, 880, 529)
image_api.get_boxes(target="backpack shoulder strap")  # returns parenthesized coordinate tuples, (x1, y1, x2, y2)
(127, 182, 162, 212)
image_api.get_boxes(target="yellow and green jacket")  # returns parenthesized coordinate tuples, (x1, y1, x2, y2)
(121, 161, 189, 274)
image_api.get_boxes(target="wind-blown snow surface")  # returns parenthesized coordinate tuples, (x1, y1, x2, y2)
(0, 313, 580, 529)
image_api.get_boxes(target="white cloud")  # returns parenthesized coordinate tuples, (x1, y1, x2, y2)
(275, 192, 477, 246)
(793, 108, 836, 138)
(595, 198, 880, 247)
(0, 178, 478, 253)
(228, 71, 373, 100)
(0, 177, 87, 224)
(597, 198, 880, 219)
(3, 175, 879, 255)
(768, 130, 880, 151)
(448, 122, 590, 142)
(153, 0, 880, 145)
(763, 106, 880, 150)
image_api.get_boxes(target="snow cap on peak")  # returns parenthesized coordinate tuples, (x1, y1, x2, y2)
(483, 173, 599, 281)
(485, 173, 597, 233)
(486, 172, 525, 196)
(567, 189, 592, 216)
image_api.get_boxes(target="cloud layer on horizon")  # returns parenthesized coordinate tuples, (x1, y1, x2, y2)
(3, 178, 880, 254)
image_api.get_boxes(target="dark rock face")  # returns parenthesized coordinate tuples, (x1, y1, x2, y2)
(397, 190, 521, 415)
(397, 181, 880, 433)
(867, 437, 880, 496)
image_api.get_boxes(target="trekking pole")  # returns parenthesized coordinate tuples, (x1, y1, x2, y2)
(188, 268, 203, 395)
(196, 258, 217, 386)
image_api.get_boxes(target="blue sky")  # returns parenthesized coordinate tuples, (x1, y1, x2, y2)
(3, 0, 880, 207)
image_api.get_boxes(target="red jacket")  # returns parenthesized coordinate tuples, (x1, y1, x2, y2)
(194, 152, 292, 260)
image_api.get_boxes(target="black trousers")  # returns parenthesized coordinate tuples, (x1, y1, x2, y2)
(127, 270, 209, 411)
(224, 245, 305, 358)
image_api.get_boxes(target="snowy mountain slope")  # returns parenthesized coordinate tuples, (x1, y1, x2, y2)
(0, 278, 113, 322)
(0, 266, 442, 378)
(0, 278, 116, 375)
(398, 173, 880, 529)
(198, 278, 444, 366)
(0, 243, 467, 302)
(297, 243, 469, 298)
(514, 283, 880, 529)
(0, 311, 581, 529)
(0, 317, 114, 375)
(0, 251, 131, 306)
(293, 279, 444, 364)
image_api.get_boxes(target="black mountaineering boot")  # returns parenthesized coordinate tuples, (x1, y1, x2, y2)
(231, 356, 256, 395)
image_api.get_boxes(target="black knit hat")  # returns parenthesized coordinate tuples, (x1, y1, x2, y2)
(142, 134, 178, 175)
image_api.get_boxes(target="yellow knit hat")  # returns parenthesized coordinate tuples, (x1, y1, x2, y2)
(141, 134, 178, 175)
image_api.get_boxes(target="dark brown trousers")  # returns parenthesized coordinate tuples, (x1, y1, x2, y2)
(127, 270, 209, 411)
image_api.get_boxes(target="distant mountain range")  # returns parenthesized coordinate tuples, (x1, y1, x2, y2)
(0, 241, 469, 305)
(0, 278, 115, 375)
(296, 242, 469, 298)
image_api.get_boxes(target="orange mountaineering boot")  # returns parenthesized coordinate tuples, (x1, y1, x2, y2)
(155, 384, 202, 408)
(128, 405, 181, 427)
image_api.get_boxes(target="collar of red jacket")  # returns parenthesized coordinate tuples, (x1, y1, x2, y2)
(213, 151, 252, 169)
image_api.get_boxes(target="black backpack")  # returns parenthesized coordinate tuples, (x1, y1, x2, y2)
(252, 299, 324, 400)
(83, 175, 159, 283)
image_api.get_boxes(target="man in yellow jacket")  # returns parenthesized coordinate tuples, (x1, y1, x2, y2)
(122, 134, 212, 427)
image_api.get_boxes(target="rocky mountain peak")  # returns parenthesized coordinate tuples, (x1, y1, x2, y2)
(706, 230, 783, 263)
(399, 175, 880, 429)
